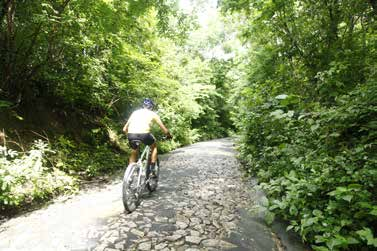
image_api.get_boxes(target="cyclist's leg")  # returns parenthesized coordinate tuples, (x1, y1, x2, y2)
(127, 134, 140, 164)
(148, 143, 158, 178)
(140, 133, 157, 170)
(147, 142, 159, 192)
(129, 149, 138, 163)
(150, 142, 157, 164)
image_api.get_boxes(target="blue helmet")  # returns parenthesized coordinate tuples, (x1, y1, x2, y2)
(142, 98, 154, 109)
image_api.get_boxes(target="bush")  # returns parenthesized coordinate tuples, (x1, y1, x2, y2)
(53, 136, 126, 177)
(238, 82, 377, 250)
(0, 140, 76, 211)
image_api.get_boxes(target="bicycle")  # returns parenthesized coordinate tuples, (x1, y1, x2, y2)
(122, 140, 161, 213)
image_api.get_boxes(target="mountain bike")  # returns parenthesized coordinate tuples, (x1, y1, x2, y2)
(122, 140, 160, 213)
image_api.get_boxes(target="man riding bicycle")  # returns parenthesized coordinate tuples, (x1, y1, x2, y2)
(123, 98, 172, 174)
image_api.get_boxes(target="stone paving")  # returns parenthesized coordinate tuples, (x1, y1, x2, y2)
(89, 139, 277, 251)
(0, 138, 288, 251)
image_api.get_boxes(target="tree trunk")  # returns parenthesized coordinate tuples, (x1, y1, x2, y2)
(327, 0, 340, 45)
(3, 0, 15, 94)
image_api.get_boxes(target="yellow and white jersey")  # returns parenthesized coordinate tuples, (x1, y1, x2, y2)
(127, 108, 159, 133)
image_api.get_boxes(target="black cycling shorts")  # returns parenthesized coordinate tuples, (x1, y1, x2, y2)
(127, 133, 156, 149)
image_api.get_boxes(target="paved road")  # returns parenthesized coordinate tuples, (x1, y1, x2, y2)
(0, 138, 304, 251)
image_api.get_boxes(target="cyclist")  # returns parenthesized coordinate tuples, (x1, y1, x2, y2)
(123, 98, 171, 174)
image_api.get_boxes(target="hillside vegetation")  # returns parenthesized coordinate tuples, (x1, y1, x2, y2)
(221, 0, 377, 250)
(1, 1, 377, 250)
(0, 0, 233, 213)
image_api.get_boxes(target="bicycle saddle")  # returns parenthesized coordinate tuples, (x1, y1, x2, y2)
(130, 140, 142, 147)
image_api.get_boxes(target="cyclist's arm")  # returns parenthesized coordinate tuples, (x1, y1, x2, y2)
(154, 115, 170, 136)
(122, 121, 129, 134)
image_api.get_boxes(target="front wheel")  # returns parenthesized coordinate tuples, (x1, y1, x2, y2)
(122, 163, 141, 212)
(147, 158, 160, 192)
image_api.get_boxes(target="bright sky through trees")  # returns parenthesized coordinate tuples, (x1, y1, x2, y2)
(178, 0, 235, 60)
(179, 0, 218, 27)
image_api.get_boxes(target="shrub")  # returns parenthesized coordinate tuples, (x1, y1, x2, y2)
(53, 136, 125, 177)
(238, 82, 377, 250)
(0, 140, 76, 211)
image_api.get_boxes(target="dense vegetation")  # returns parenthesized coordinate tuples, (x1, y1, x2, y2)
(1, 0, 377, 250)
(220, 0, 377, 250)
(0, 1, 232, 213)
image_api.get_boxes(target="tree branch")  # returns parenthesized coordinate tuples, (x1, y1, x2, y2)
(0, 0, 12, 22)
(16, 0, 72, 88)
(368, 0, 377, 15)
(59, 0, 71, 14)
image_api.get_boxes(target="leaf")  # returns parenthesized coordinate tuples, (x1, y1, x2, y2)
(270, 109, 285, 119)
(369, 207, 377, 216)
(326, 235, 348, 249)
(91, 128, 101, 133)
(12, 111, 24, 121)
(1, 182, 8, 191)
(287, 110, 294, 118)
(310, 124, 319, 132)
(0, 100, 12, 108)
(289, 205, 298, 216)
(265, 211, 275, 225)
(287, 225, 294, 231)
(346, 237, 359, 245)
(348, 184, 362, 190)
(302, 217, 317, 228)
(312, 245, 329, 251)
(341, 194, 353, 202)
(358, 202, 372, 209)
(357, 228, 377, 247)
(313, 210, 323, 217)
(315, 235, 327, 244)
(340, 219, 352, 227)
(329, 132, 340, 137)
(275, 94, 288, 100)
(260, 196, 269, 207)
(328, 186, 348, 196)
(278, 143, 286, 149)
(366, 121, 377, 129)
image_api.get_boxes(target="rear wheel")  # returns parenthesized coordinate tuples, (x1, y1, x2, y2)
(122, 163, 141, 212)
(147, 158, 160, 192)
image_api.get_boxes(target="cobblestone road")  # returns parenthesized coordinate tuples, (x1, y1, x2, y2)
(0, 138, 301, 251)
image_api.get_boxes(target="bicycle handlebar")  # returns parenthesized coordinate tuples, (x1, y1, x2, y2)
(159, 135, 173, 141)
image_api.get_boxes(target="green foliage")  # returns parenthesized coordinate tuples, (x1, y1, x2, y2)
(221, 0, 377, 250)
(1, 0, 233, 144)
(0, 0, 236, 215)
(0, 0, 184, 111)
(0, 140, 76, 211)
(0, 100, 12, 108)
(53, 136, 125, 177)
(236, 82, 377, 251)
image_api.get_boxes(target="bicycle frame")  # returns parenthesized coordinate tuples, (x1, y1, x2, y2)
(136, 144, 150, 190)
(122, 140, 161, 212)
